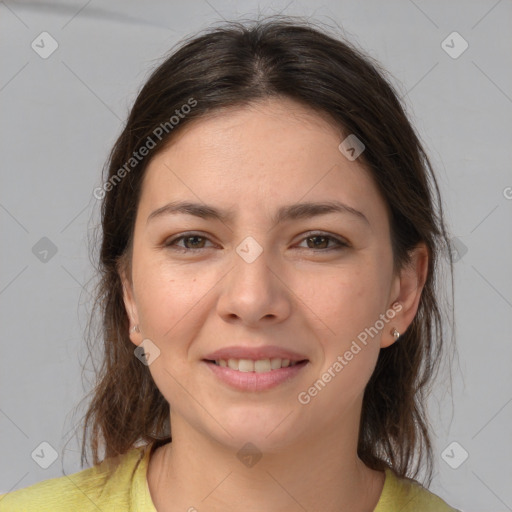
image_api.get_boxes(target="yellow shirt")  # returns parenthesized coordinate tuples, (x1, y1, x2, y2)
(0, 443, 460, 511)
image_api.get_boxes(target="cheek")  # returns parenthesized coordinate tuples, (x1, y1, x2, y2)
(299, 262, 389, 339)
(297, 258, 391, 398)
(133, 261, 216, 404)
(134, 256, 217, 340)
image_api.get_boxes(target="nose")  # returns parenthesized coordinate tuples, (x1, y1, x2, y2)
(216, 243, 292, 327)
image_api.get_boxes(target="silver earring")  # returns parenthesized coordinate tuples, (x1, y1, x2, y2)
(130, 325, 140, 334)
(391, 328, 400, 340)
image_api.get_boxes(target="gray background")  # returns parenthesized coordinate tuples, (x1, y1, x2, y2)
(1, 1, 511, 511)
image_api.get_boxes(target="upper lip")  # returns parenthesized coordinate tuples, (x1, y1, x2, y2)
(203, 345, 309, 362)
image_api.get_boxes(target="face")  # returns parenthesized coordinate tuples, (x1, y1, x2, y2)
(120, 98, 423, 452)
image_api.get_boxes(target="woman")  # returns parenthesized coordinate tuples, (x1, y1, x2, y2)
(0, 17, 459, 512)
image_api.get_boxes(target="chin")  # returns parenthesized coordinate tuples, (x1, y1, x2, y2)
(209, 411, 304, 454)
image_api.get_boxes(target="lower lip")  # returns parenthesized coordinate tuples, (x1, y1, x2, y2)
(203, 360, 309, 391)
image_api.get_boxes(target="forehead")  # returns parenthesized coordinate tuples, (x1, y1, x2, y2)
(137, 98, 389, 230)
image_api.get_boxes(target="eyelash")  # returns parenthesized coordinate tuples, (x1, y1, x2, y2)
(164, 231, 349, 253)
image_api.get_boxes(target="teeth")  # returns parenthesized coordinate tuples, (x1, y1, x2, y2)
(214, 358, 298, 372)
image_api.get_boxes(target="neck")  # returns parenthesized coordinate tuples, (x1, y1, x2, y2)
(147, 409, 385, 512)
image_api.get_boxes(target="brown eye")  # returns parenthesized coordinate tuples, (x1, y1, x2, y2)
(181, 235, 207, 249)
(298, 233, 348, 251)
(306, 235, 329, 249)
(165, 233, 213, 251)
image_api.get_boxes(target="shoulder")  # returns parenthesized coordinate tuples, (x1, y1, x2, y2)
(0, 445, 153, 512)
(375, 468, 460, 512)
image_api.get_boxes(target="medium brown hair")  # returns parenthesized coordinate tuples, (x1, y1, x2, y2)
(76, 16, 455, 486)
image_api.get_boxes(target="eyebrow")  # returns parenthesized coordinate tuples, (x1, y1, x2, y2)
(146, 200, 370, 227)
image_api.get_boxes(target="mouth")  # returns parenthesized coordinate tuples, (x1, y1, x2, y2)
(202, 358, 310, 391)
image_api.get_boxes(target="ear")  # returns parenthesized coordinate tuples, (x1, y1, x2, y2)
(118, 259, 141, 347)
(381, 242, 429, 348)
